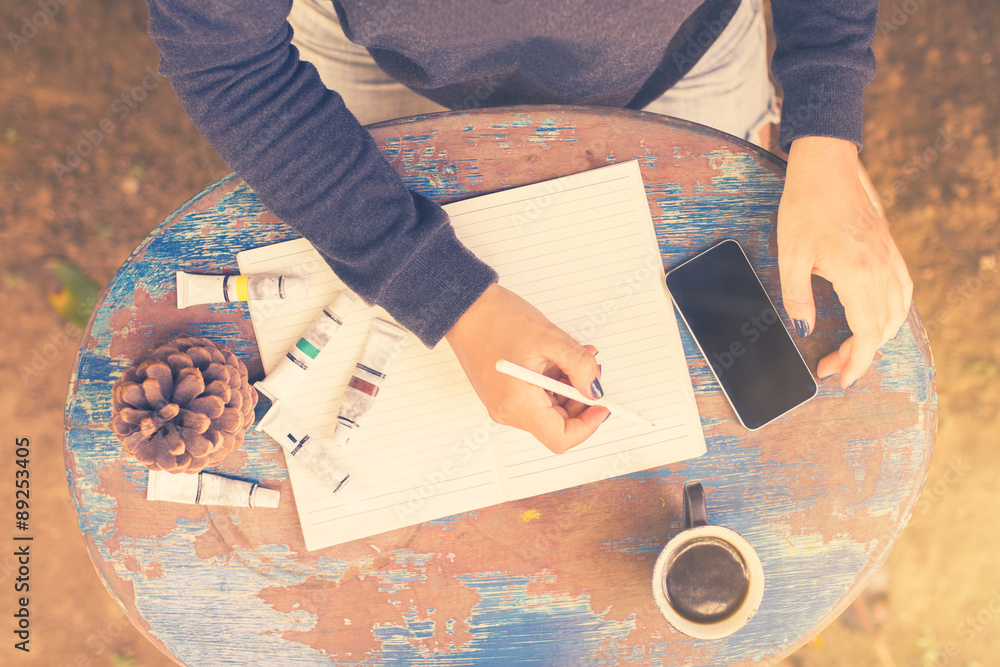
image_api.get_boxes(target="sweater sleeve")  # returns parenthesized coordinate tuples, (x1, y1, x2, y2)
(769, 0, 878, 153)
(145, 0, 497, 346)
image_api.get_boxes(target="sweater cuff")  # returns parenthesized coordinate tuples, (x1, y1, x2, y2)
(778, 65, 869, 154)
(375, 220, 498, 348)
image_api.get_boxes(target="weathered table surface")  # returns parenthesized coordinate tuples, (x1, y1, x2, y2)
(65, 107, 936, 665)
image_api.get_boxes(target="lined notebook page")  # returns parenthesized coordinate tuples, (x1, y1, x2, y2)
(238, 160, 705, 551)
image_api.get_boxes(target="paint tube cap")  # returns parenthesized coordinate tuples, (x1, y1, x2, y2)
(251, 486, 280, 508)
(331, 423, 353, 448)
(253, 380, 280, 406)
(255, 399, 283, 433)
(330, 291, 356, 318)
(282, 275, 311, 299)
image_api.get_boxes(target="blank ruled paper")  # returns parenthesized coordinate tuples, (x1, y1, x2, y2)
(238, 161, 705, 551)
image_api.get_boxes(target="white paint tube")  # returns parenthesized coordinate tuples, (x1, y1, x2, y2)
(257, 401, 353, 497)
(176, 271, 310, 308)
(332, 318, 407, 447)
(254, 292, 356, 403)
(146, 469, 279, 508)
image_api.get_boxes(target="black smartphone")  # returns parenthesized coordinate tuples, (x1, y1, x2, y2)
(665, 239, 817, 430)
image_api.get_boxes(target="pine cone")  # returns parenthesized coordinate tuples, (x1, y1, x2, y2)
(111, 335, 258, 473)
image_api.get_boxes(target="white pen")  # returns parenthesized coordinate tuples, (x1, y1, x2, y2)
(495, 359, 656, 427)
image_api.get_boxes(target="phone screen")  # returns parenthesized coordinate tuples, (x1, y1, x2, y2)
(665, 239, 817, 430)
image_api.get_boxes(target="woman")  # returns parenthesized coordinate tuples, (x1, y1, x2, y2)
(146, 0, 912, 452)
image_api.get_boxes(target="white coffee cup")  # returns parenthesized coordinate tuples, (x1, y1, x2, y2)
(651, 482, 765, 639)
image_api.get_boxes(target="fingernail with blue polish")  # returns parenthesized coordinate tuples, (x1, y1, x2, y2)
(794, 319, 810, 337)
(602, 412, 611, 423)
(591, 378, 604, 399)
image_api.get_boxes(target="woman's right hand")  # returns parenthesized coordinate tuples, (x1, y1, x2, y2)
(444, 284, 609, 453)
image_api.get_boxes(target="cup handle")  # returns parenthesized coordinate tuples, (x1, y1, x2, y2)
(683, 482, 708, 528)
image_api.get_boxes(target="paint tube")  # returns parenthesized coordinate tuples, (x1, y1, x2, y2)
(257, 402, 352, 496)
(332, 318, 407, 447)
(254, 292, 356, 402)
(146, 469, 279, 508)
(176, 271, 310, 308)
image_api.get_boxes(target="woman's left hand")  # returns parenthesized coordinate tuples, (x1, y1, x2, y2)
(777, 136, 914, 389)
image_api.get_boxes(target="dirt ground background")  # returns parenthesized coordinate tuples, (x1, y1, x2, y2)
(0, 0, 997, 665)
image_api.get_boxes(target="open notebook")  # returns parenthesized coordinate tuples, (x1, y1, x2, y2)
(237, 160, 705, 551)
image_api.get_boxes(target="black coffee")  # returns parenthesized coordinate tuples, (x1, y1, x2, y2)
(664, 536, 750, 624)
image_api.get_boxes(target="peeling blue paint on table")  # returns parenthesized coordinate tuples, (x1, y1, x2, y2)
(64, 107, 936, 665)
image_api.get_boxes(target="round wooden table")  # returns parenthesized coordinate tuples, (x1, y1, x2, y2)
(65, 107, 936, 665)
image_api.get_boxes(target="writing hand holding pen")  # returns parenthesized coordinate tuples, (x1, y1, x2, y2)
(445, 283, 610, 454)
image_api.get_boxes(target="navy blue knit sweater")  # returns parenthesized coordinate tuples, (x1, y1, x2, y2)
(146, 0, 876, 346)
